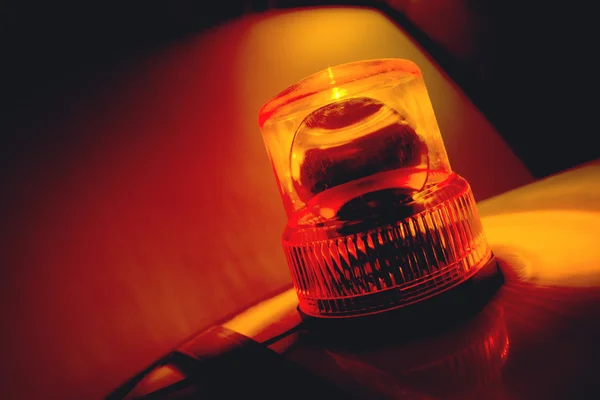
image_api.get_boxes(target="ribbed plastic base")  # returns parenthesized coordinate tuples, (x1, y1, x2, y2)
(283, 173, 492, 318)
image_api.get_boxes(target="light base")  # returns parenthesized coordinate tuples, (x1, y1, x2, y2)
(298, 255, 503, 345)
(283, 173, 492, 318)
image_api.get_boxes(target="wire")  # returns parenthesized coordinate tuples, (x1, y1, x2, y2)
(260, 322, 307, 347)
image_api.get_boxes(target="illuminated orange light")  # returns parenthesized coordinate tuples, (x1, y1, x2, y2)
(259, 59, 494, 318)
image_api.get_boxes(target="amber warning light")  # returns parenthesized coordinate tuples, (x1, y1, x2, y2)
(258, 59, 494, 318)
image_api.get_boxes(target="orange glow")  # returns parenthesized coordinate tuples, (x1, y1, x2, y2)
(483, 211, 600, 286)
(330, 87, 347, 99)
(144, 365, 183, 387)
(478, 161, 600, 287)
(327, 66, 336, 84)
(259, 59, 442, 215)
(126, 365, 185, 399)
(259, 59, 495, 318)
(222, 288, 301, 344)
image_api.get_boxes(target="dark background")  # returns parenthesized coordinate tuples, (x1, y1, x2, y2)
(3, 0, 598, 180)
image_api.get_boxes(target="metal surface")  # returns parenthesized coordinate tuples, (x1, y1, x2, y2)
(109, 161, 600, 398)
(224, 160, 600, 400)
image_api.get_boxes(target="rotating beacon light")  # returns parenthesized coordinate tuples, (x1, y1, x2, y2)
(258, 59, 494, 318)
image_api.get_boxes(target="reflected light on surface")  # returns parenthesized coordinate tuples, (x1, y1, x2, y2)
(222, 288, 300, 343)
(327, 66, 336, 84)
(483, 210, 600, 287)
(126, 365, 185, 399)
(331, 87, 347, 99)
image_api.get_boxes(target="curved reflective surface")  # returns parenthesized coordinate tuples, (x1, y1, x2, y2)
(227, 161, 600, 400)
(281, 161, 600, 399)
(108, 158, 600, 399)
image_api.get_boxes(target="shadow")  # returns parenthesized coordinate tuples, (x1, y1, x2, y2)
(323, 303, 508, 399)
(300, 255, 504, 349)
